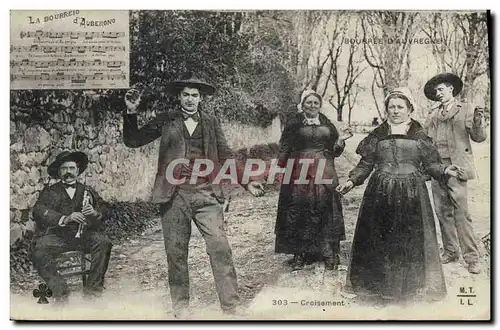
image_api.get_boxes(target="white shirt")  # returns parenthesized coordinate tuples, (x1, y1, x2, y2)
(58, 182, 77, 226)
(388, 119, 412, 135)
(184, 117, 198, 136)
(65, 186, 76, 199)
(441, 99, 455, 112)
(182, 110, 200, 136)
(303, 114, 321, 126)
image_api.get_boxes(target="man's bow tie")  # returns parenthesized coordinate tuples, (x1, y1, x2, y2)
(63, 182, 76, 189)
(181, 111, 200, 121)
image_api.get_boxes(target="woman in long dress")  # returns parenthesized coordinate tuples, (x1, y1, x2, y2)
(337, 87, 463, 301)
(275, 90, 352, 271)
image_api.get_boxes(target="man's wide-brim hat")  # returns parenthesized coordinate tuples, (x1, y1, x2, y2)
(167, 71, 216, 95)
(424, 73, 463, 101)
(47, 151, 88, 178)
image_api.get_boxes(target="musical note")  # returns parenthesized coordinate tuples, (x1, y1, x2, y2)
(10, 45, 126, 53)
(11, 10, 129, 90)
(10, 59, 126, 68)
(19, 30, 126, 40)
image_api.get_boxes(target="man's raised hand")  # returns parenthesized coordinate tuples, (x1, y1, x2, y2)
(125, 89, 142, 114)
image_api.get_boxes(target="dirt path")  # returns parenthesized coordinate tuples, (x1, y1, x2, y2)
(11, 134, 491, 320)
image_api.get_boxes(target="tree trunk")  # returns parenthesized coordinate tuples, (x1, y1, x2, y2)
(462, 73, 475, 103)
(372, 77, 384, 120)
(485, 71, 491, 110)
(362, 12, 418, 96)
(337, 106, 343, 122)
(295, 12, 316, 90)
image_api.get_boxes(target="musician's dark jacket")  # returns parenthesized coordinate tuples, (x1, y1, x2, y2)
(32, 181, 107, 237)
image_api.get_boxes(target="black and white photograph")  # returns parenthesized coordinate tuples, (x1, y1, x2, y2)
(8, 9, 491, 321)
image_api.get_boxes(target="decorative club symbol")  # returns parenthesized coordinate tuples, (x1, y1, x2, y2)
(32, 283, 53, 304)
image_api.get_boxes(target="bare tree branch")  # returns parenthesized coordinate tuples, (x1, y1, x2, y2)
(360, 16, 384, 71)
(371, 76, 383, 120)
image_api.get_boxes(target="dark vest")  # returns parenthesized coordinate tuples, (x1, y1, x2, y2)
(184, 122, 204, 158)
(179, 122, 208, 183)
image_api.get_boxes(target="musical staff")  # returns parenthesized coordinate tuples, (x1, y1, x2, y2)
(11, 58, 125, 68)
(10, 45, 126, 53)
(11, 72, 127, 82)
(10, 10, 129, 90)
(20, 30, 126, 40)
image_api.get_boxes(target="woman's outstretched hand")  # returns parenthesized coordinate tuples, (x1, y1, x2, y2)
(339, 126, 354, 141)
(445, 164, 465, 179)
(336, 180, 354, 195)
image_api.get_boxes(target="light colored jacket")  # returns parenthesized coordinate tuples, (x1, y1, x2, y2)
(424, 101, 487, 180)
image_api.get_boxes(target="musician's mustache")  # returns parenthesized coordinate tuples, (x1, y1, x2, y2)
(62, 173, 75, 179)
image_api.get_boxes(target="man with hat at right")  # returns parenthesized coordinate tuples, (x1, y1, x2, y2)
(423, 73, 488, 274)
(30, 151, 113, 302)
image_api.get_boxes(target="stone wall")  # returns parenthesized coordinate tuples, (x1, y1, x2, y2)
(10, 105, 159, 246)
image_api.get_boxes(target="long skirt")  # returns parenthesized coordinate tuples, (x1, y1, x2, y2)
(345, 171, 446, 300)
(275, 180, 345, 256)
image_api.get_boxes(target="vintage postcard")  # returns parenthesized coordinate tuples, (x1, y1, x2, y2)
(9, 9, 491, 321)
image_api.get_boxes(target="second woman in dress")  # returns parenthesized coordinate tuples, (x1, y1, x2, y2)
(274, 90, 352, 271)
(337, 87, 463, 302)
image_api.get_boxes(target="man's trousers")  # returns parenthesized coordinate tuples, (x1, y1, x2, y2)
(31, 230, 113, 298)
(161, 184, 239, 312)
(431, 158, 479, 264)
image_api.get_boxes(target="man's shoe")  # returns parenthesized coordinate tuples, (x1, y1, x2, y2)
(84, 287, 104, 296)
(292, 254, 305, 271)
(288, 254, 316, 266)
(305, 253, 320, 265)
(222, 304, 247, 317)
(324, 255, 339, 271)
(173, 307, 192, 319)
(441, 254, 459, 264)
(83, 287, 104, 301)
(52, 294, 69, 307)
(468, 262, 481, 274)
